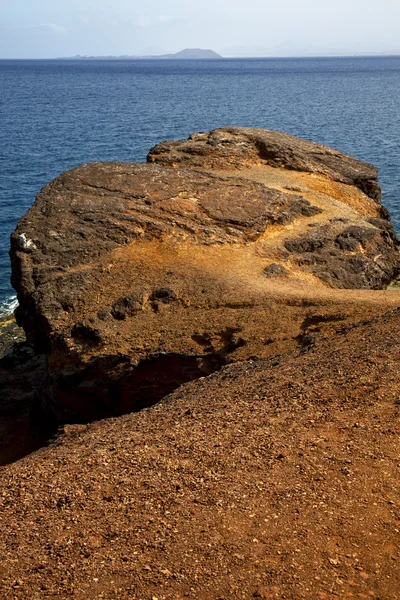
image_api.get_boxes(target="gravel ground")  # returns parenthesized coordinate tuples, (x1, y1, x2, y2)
(1, 308, 400, 599)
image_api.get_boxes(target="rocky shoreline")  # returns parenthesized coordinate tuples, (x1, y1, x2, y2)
(0, 313, 25, 358)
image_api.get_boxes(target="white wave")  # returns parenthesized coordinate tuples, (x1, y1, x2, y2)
(0, 295, 18, 318)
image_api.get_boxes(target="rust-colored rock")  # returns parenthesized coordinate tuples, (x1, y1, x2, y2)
(9, 128, 400, 420)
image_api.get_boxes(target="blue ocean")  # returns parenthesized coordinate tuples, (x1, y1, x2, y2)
(1, 56, 400, 316)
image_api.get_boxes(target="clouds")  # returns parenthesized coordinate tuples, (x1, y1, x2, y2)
(39, 23, 67, 35)
(0, 0, 399, 58)
(156, 16, 176, 24)
(129, 15, 177, 28)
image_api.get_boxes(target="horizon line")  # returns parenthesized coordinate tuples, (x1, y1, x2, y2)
(1, 53, 400, 60)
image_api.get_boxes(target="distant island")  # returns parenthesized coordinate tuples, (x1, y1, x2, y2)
(63, 48, 223, 60)
(158, 48, 222, 59)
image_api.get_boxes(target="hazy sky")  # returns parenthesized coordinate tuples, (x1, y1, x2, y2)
(1, 0, 399, 58)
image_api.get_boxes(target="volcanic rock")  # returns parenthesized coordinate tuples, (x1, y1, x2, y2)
(9, 128, 400, 420)
(148, 126, 382, 201)
(263, 263, 289, 278)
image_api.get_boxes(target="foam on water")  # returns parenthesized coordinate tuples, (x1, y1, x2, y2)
(0, 295, 18, 319)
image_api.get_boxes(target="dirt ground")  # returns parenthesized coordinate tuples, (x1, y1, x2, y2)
(1, 306, 400, 599)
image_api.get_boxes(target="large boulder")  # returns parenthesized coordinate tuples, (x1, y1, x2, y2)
(9, 129, 400, 421)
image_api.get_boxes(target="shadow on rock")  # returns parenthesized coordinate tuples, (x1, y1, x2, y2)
(0, 343, 56, 466)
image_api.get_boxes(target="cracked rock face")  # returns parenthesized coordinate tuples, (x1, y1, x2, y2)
(10, 128, 400, 420)
(148, 126, 383, 201)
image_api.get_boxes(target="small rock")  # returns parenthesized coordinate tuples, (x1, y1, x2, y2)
(263, 263, 289, 278)
(253, 586, 280, 598)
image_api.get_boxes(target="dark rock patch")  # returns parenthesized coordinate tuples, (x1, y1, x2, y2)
(149, 287, 177, 312)
(112, 291, 147, 320)
(263, 264, 289, 278)
(285, 236, 329, 254)
(71, 323, 103, 345)
(273, 197, 323, 225)
(335, 226, 376, 251)
(285, 221, 400, 288)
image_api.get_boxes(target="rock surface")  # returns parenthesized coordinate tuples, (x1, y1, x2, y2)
(0, 337, 47, 466)
(0, 314, 25, 358)
(9, 128, 400, 420)
(148, 127, 382, 200)
(149, 127, 400, 288)
(3, 128, 400, 599)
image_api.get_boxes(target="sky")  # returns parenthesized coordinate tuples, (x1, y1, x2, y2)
(0, 0, 399, 58)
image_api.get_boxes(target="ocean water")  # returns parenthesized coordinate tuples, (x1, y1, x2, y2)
(1, 56, 400, 315)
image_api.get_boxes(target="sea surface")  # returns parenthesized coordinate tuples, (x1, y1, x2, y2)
(1, 56, 400, 315)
